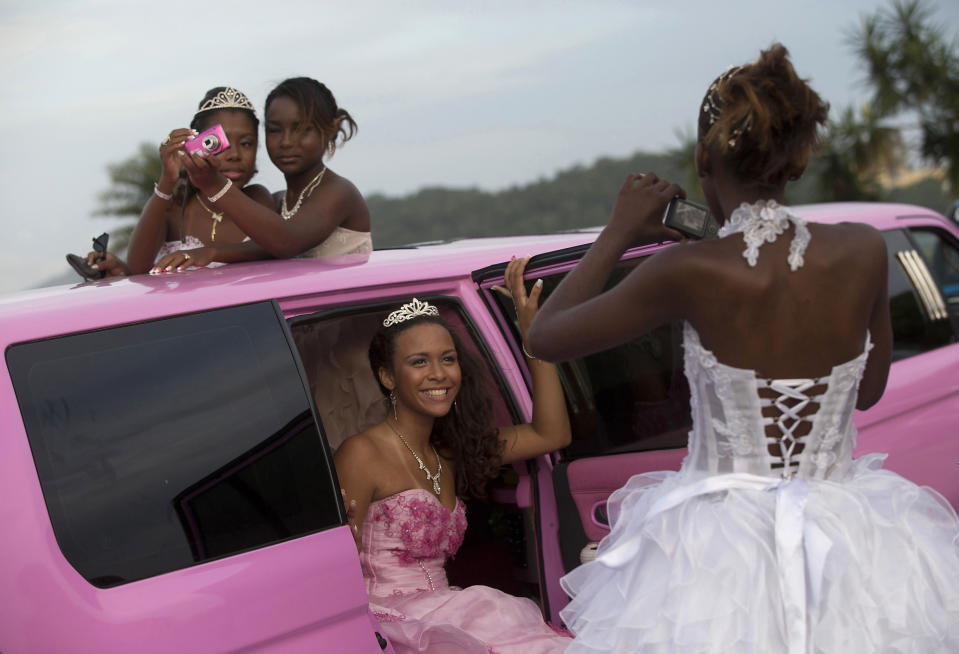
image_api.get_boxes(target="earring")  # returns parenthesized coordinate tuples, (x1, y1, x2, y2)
(389, 391, 398, 422)
(328, 141, 336, 157)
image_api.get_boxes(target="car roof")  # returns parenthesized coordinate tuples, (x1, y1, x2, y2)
(792, 201, 947, 229)
(0, 231, 599, 346)
(2, 202, 951, 347)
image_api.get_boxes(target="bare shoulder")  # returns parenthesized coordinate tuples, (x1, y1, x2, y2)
(242, 183, 274, 207)
(817, 221, 887, 262)
(334, 429, 382, 466)
(319, 170, 370, 228)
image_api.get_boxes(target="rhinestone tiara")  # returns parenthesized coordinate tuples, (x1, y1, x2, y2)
(383, 298, 439, 327)
(196, 87, 256, 114)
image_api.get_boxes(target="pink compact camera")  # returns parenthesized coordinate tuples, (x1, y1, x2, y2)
(184, 124, 230, 157)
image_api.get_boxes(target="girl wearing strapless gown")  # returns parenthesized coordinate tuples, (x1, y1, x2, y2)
(530, 44, 959, 653)
(336, 258, 572, 653)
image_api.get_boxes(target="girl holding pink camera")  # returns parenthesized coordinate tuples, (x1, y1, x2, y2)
(88, 86, 272, 276)
(155, 77, 371, 271)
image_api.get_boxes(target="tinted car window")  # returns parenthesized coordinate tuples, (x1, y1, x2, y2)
(909, 227, 959, 332)
(493, 260, 690, 459)
(882, 229, 956, 360)
(6, 302, 340, 588)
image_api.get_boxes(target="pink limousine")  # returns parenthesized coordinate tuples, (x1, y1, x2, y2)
(1, 202, 957, 652)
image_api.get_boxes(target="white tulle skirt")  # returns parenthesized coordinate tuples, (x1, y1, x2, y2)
(560, 455, 959, 654)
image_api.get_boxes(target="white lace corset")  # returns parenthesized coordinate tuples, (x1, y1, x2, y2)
(681, 322, 872, 480)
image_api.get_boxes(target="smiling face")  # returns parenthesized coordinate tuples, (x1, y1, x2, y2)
(264, 95, 327, 177)
(196, 109, 259, 187)
(380, 322, 462, 421)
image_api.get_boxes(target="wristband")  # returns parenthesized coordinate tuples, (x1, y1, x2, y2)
(207, 178, 233, 203)
(153, 183, 173, 201)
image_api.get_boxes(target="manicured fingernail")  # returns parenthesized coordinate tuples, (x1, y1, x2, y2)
(165, 266, 172, 272)
(90, 264, 99, 271)
(535, 279, 543, 287)
(178, 151, 185, 156)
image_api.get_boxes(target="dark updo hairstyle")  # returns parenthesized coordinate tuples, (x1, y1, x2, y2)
(698, 43, 829, 189)
(369, 312, 502, 499)
(265, 77, 357, 158)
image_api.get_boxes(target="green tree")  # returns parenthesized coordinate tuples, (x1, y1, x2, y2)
(816, 102, 907, 201)
(849, 0, 959, 189)
(94, 142, 161, 252)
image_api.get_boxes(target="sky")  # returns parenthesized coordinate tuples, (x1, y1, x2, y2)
(1, 0, 957, 294)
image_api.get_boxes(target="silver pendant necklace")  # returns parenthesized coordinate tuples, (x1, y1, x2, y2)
(281, 167, 326, 220)
(386, 420, 442, 496)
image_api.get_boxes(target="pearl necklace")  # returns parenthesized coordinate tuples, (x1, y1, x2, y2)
(281, 167, 327, 221)
(196, 195, 224, 241)
(386, 420, 442, 496)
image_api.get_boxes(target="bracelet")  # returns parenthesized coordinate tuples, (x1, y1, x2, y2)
(522, 342, 538, 360)
(153, 183, 173, 201)
(207, 178, 233, 203)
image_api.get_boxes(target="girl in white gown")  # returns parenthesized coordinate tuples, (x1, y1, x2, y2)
(529, 43, 959, 654)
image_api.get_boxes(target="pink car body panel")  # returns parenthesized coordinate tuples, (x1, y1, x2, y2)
(0, 232, 595, 652)
(2, 202, 957, 645)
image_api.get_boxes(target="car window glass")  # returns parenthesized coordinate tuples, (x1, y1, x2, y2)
(908, 227, 959, 332)
(491, 260, 690, 460)
(6, 302, 339, 588)
(882, 229, 956, 360)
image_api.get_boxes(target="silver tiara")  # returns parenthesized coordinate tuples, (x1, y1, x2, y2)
(383, 298, 439, 327)
(197, 87, 256, 114)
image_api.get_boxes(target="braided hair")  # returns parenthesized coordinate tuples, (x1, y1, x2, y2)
(368, 313, 503, 499)
(698, 43, 829, 189)
(265, 77, 357, 158)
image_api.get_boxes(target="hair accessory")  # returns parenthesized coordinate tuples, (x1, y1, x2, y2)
(153, 183, 173, 201)
(701, 65, 751, 147)
(207, 178, 233, 203)
(383, 298, 439, 327)
(196, 87, 256, 114)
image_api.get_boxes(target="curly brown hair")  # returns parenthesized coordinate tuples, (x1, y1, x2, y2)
(698, 43, 830, 189)
(368, 313, 503, 499)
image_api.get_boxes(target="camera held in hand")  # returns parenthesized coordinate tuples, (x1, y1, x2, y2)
(662, 198, 720, 240)
(184, 124, 231, 157)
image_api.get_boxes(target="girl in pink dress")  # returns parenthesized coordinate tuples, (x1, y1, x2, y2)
(336, 257, 572, 653)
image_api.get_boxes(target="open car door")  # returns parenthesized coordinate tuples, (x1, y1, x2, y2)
(473, 240, 690, 624)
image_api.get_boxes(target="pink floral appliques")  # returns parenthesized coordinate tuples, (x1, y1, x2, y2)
(373, 610, 407, 623)
(372, 492, 467, 565)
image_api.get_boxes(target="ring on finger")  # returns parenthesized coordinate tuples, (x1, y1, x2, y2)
(182, 252, 191, 260)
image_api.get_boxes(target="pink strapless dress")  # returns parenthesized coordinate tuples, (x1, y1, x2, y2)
(362, 488, 570, 654)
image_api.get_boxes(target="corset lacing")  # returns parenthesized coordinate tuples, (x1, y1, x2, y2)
(758, 377, 827, 479)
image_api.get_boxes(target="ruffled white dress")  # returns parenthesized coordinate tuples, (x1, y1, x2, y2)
(560, 201, 959, 654)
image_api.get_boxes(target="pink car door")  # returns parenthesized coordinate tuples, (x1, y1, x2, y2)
(3, 301, 389, 653)
(476, 243, 689, 623)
